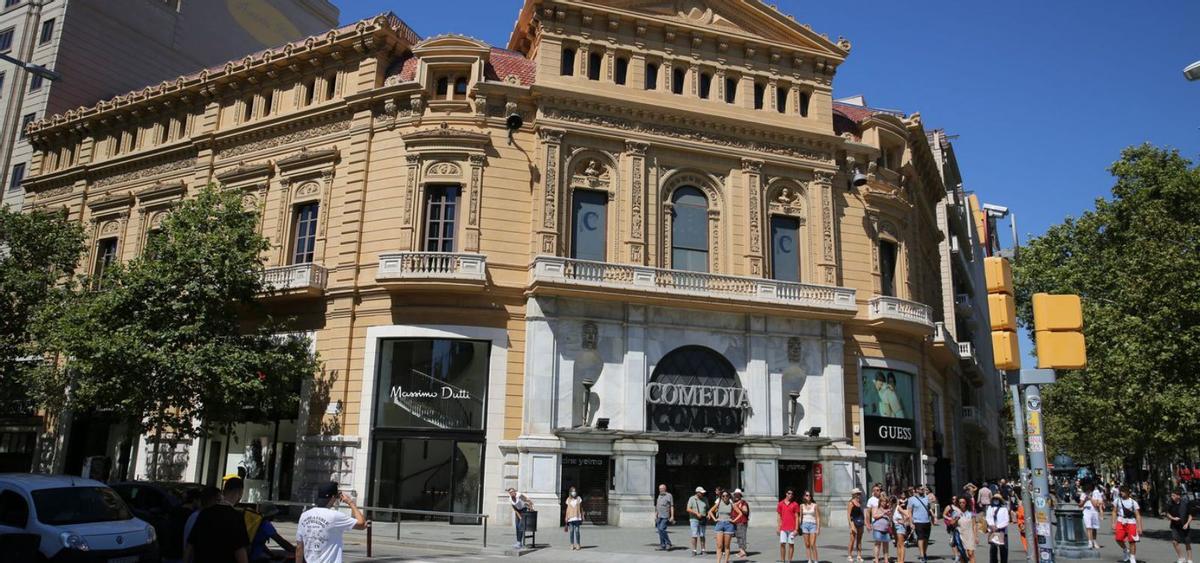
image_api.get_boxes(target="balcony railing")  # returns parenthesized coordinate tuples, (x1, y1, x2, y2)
(934, 322, 957, 347)
(867, 296, 934, 328)
(958, 341, 975, 360)
(377, 252, 487, 282)
(531, 256, 857, 312)
(261, 263, 327, 293)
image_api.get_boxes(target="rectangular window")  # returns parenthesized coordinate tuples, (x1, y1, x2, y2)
(8, 162, 24, 191)
(724, 77, 737, 104)
(753, 83, 765, 109)
(560, 47, 576, 76)
(241, 95, 254, 122)
(586, 52, 602, 81)
(4, 0, 19, 7)
(799, 91, 811, 117)
(38, 18, 53, 44)
(776, 86, 788, 113)
(19, 113, 34, 138)
(770, 215, 801, 282)
(290, 202, 319, 264)
(423, 185, 460, 252)
(302, 78, 315, 106)
(671, 67, 685, 95)
(29, 73, 42, 91)
(698, 72, 712, 99)
(644, 62, 659, 90)
(614, 56, 628, 85)
(94, 238, 118, 278)
(325, 72, 337, 100)
(570, 189, 607, 262)
(879, 240, 898, 297)
(0, 72, 6, 96)
(262, 89, 273, 116)
(0, 28, 13, 52)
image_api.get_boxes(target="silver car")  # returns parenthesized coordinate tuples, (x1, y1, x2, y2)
(0, 473, 158, 562)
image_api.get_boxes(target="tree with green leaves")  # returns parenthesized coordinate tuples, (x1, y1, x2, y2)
(0, 207, 85, 416)
(35, 185, 318, 479)
(1013, 144, 1200, 474)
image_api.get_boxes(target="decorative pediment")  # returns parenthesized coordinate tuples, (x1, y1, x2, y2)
(411, 34, 491, 58)
(216, 161, 273, 184)
(87, 193, 134, 213)
(135, 180, 186, 202)
(570, 0, 848, 59)
(402, 122, 491, 153)
(277, 147, 340, 170)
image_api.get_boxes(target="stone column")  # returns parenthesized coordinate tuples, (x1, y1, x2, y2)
(625, 141, 648, 264)
(622, 305, 648, 431)
(812, 170, 838, 285)
(745, 315, 770, 435)
(736, 442, 781, 509)
(741, 158, 764, 277)
(537, 128, 565, 255)
(610, 438, 658, 526)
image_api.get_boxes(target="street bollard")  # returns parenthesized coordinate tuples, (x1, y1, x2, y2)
(366, 521, 372, 558)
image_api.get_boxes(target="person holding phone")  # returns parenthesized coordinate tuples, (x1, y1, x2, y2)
(296, 481, 368, 563)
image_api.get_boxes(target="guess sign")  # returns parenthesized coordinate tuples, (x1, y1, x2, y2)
(864, 415, 917, 448)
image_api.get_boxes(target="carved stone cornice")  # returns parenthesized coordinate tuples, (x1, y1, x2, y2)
(277, 147, 340, 170)
(402, 122, 490, 153)
(135, 180, 186, 201)
(216, 116, 351, 160)
(216, 162, 274, 184)
(741, 158, 764, 173)
(87, 193, 135, 213)
(625, 140, 649, 155)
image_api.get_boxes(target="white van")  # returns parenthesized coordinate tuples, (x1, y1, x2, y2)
(0, 473, 158, 562)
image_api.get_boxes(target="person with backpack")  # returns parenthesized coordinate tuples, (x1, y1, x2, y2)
(984, 493, 1010, 563)
(1113, 485, 1143, 563)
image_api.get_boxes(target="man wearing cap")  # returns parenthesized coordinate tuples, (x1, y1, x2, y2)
(687, 486, 710, 556)
(731, 489, 750, 559)
(296, 481, 367, 563)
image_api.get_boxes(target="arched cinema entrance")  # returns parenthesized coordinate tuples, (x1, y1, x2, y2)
(648, 345, 745, 517)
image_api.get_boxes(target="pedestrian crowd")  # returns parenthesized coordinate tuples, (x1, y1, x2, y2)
(156, 475, 365, 563)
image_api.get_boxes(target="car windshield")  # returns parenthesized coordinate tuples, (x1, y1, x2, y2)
(32, 486, 132, 526)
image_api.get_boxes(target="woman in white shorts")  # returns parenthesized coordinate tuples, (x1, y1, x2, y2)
(800, 491, 821, 563)
(1080, 488, 1102, 549)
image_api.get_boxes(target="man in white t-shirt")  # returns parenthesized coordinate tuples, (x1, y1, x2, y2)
(1112, 486, 1143, 563)
(1080, 487, 1103, 549)
(866, 484, 882, 510)
(296, 481, 368, 563)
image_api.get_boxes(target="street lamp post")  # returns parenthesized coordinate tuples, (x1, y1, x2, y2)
(0, 51, 61, 82)
(1185, 60, 1200, 81)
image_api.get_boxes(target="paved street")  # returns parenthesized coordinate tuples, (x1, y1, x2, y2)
(277, 516, 1193, 562)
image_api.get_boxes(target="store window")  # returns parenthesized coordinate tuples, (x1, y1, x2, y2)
(374, 339, 489, 431)
(860, 366, 918, 494)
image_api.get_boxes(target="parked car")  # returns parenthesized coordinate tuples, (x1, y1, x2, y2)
(0, 473, 158, 562)
(111, 481, 202, 561)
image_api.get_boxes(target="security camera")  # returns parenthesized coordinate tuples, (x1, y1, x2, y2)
(1185, 60, 1200, 81)
(505, 113, 523, 145)
(982, 203, 1009, 217)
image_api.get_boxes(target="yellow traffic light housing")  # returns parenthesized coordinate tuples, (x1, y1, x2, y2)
(992, 330, 1021, 371)
(988, 293, 1017, 332)
(1032, 293, 1087, 369)
(984, 256, 1013, 295)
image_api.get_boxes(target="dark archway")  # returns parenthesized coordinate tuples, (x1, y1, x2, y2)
(647, 346, 744, 434)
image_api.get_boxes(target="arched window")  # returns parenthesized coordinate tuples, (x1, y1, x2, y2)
(587, 52, 602, 81)
(698, 72, 712, 99)
(671, 186, 709, 272)
(671, 67, 685, 95)
(561, 47, 577, 76)
(570, 189, 607, 261)
(614, 56, 629, 85)
(644, 62, 659, 90)
(452, 77, 468, 100)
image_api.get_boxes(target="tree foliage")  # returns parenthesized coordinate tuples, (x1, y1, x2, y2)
(0, 207, 85, 414)
(35, 185, 318, 444)
(1013, 144, 1200, 465)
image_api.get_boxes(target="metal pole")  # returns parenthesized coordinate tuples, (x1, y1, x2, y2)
(483, 516, 488, 548)
(1007, 373, 1036, 562)
(1023, 384, 1056, 563)
(1009, 213, 1020, 260)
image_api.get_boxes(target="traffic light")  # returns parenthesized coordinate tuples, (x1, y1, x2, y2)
(984, 256, 1020, 370)
(1032, 293, 1087, 369)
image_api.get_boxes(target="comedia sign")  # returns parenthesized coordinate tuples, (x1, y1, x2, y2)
(645, 382, 751, 409)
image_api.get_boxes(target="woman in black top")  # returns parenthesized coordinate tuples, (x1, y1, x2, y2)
(847, 489, 865, 562)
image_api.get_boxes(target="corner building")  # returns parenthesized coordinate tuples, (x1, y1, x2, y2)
(24, 0, 1002, 526)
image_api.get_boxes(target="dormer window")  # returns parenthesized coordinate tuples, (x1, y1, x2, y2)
(434, 74, 470, 101)
(453, 77, 468, 100)
(436, 77, 449, 97)
(561, 47, 576, 76)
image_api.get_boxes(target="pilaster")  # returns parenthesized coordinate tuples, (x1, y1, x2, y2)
(741, 158, 764, 276)
(610, 438, 658, 526)
(625, 140, 648, 264)
(536, 128, 565, 255)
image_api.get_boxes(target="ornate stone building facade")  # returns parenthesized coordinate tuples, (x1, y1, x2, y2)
(24, 0, 1003, 525)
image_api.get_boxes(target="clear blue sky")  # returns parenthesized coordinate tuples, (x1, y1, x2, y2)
(334, 0, 1200, 364)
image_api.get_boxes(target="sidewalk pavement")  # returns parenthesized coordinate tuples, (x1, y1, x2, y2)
(274, 516, 1193, 562)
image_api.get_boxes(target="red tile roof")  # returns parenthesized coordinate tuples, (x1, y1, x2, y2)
(832, 102, 877, 124)
(386, 47, 536, 86)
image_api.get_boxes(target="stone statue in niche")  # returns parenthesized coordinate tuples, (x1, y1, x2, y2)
(777, 187, 799, 205)
(581, 321, 598, 350)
